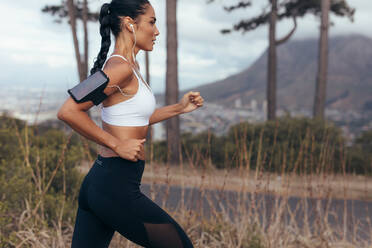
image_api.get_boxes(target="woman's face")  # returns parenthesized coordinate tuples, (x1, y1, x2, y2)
(133, 4, 160, 51)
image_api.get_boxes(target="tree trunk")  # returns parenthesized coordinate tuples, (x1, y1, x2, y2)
(67, 0, 92, 160)
(67, 0, 91, 118)
(82, 0, 88, 79)
(166, 0, 180, 165)
(313, 0, 330, 120)
(66, 0, 83, 81)
(145, 52, 153, 147)
(267, 0, 278, 121)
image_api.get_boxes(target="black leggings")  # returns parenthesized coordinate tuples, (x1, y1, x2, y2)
(71, 155, 194, 248)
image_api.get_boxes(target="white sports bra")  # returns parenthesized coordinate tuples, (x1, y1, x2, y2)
(100, 54, 156, 127)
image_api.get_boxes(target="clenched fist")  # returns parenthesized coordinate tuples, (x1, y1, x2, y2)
(178, 91, 204, 114)
(113, 138, 146, 162)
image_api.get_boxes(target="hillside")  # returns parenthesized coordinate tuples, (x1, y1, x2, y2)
(157, 35, 372, 113)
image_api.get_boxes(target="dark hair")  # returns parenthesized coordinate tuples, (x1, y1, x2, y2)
(90, 0, 150, 75)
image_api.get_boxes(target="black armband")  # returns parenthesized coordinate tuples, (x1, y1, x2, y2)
(67, 70, 110, 105)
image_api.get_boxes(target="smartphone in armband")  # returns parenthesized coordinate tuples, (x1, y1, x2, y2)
(67, 69, 110, 106)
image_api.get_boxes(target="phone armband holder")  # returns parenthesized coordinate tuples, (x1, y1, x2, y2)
(67, 70, 109, 105)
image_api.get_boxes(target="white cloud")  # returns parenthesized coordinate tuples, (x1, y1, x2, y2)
(1, 0, 75, 69)
(0, 0, 371, 95)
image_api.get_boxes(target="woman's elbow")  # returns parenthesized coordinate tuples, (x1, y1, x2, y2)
(57, 108, 68, 121)
(57, 105, 74, 121)
(57, 97, 80, 120)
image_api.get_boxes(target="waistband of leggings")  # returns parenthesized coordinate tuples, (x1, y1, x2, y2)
(96, 154, 145, 165)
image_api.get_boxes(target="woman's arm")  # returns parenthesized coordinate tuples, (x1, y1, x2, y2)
(57, 98, 120, 150)
(148, 103, 184, 125)
(57, 62, 132, 148)
(57, 62, 146, 161)
(149, 91, 204, 125)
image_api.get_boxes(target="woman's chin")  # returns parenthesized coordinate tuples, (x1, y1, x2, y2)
(138, 44, 154, 52)
(142, 45, 154, 52)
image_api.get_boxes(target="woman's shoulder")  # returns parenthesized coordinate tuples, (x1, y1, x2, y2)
(103, 57, 134, 86)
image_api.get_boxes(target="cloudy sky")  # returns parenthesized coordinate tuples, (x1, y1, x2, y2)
(1, 0, 371, 94)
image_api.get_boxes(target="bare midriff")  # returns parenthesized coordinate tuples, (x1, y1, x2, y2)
(98, 121, 148, 159)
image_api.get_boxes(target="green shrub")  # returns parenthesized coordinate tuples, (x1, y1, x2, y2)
(151, 116, 353, 175)
(347, 130, 372, 175)
(0, 115, 85, 244)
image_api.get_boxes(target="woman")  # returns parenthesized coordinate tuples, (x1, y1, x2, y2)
(57, 0, 204, 247)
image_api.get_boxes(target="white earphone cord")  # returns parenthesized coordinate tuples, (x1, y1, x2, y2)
(132, 25, 137, 70)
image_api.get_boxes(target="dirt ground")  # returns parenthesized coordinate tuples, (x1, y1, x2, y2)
(78, 159, 372, 202)
(140, 161, 372, 202)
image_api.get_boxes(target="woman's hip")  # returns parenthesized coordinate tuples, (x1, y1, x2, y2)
(80, 155, 146, 202)
(88, 154, 145, 182)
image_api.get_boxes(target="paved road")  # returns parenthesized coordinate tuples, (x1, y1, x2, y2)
(140, 183, 372, 244)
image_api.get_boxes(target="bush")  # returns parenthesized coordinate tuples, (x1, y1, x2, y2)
(347, 130, 372, 175)
(0, 115, 85, 244)
(151, 116, 352, 175)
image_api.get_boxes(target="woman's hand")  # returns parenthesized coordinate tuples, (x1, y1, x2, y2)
(112, 138, 146, 162)
(178, 91, 204, 114)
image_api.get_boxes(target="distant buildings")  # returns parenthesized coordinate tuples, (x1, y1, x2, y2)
(1, 88, 370, 144)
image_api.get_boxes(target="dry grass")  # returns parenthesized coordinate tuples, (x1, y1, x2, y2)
(139, 161, 372, 202)
(104, 156, 372, 248)
(8, 149, 372, 248)
(4, 105, 372, 247)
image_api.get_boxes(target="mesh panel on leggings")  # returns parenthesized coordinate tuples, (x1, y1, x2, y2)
(144, 223, 184, 248)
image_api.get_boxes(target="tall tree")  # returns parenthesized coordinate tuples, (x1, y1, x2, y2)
(313, 0, 330, 120)
(42, 0, 99, 82)
(267, 0, 294, 120)
(166, 0, 180, 165)
(207, 0, 354, 120)
(145, 52, 154, 155)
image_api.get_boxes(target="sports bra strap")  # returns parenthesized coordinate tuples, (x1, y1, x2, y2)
(110, 54, 129, 62)
(102, 54, 153, 93)
(101, 54, 130, 70)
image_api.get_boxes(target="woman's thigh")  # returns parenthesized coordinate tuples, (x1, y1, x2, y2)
(75, 184, 194, 248)
(71, 206, 115, 248)
(123, 193, 195, 248)
(88, 186, 194, 248)
(74, 155, 194, 248)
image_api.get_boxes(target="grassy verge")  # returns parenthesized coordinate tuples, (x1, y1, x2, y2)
(2, 113, 372, 247)
(79, 158, 372, 247)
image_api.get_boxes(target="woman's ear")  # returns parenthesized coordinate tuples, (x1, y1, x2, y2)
(120, 16, 136, 32)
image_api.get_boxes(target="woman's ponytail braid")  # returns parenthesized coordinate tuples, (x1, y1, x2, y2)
(90, 0, 150, 75)
(90, 3, 112, 75)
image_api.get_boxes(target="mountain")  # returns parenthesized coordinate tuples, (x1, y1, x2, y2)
(156, 35, 372, 113)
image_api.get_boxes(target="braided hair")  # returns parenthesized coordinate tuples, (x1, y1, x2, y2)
(90, 0, 150, 75)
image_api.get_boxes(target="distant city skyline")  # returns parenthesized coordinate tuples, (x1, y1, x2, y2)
(1, 0, 371, 94)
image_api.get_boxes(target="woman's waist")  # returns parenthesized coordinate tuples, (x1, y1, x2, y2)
(90, 155, 146, 183)
(98, 145, 147, 159)
(102, 120, 149, 137)
(99, 123, 148, 159)
(96, 154, 145, 167)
